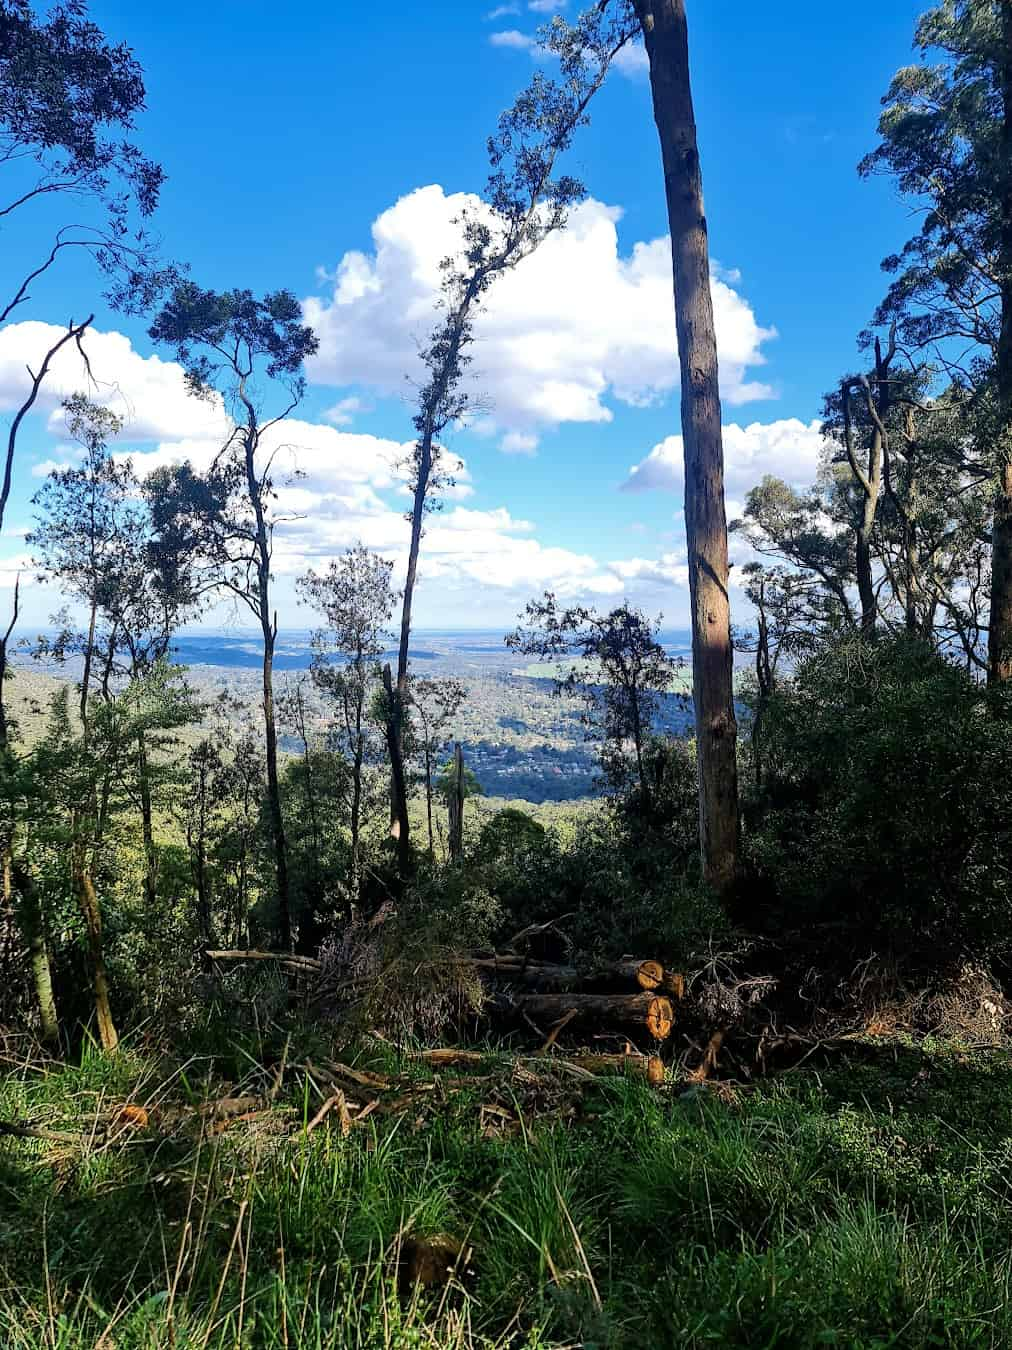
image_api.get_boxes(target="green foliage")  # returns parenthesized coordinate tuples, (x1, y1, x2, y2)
(747, 635, 1012, 957)
(0, 0, 164, 219)
(454, 800, 716, 963)
(478, 807, 547, 863)
(436, 753, 483, 804)
(507, 595, 679, 804)
(148, 282, 318, 396)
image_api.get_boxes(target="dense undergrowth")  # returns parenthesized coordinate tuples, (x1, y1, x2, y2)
(3, 1027, 1012, 1348)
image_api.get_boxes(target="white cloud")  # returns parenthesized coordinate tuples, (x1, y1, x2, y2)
(622, 418, 826, 500)
(0, 322, 230, 444)
(612, 41, 649, 79)
(489, 11, 645, 83)
(2, 318, 764, 628)
(31, 456, 76, 478)
(323, 395, 369, 426)
(608, 551, 690, 590)
(304, 187, 776, 440)
(501, 430, 539, 456)
(489, 29, 534, 49)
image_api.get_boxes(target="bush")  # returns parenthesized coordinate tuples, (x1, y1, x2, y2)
(460, 794, 720, 964)
(747, 635, 1012, 961)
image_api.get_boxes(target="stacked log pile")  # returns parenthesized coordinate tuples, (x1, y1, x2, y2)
(206, 947, 685, 1049)
(468, 952, 683, 1046)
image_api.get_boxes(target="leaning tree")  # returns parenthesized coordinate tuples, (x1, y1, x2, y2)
(384, 4, 641, 874)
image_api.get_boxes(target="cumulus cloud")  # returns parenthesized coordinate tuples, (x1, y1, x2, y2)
(622, 418, 827, 500)
(304, 187, 776, 442)
(609, 551, 690, 590)
(0, 322, 230, 445)
(0, 318, 766, 626)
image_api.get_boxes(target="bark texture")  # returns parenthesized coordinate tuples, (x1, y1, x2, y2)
(988, 1, 1012, 685)
(500, 991, 675, 1041)
(448, 742, 465, 864)
(239, 392, 291, 948)
(634, 0, 740, 890)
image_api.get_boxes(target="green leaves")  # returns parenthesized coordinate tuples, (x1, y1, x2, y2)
(148, 282, 319, 393)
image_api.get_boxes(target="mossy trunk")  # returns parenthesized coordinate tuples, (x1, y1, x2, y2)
(72, 833, 118, 1052)
(11, 860, 59, 1047)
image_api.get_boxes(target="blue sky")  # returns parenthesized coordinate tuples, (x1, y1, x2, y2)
(0, 0, 929, 630)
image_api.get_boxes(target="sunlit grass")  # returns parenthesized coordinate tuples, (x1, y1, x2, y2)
(2, 1034, 1012, 1346)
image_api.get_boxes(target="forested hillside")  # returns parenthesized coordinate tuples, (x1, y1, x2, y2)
(3, 1, 1012, 1347)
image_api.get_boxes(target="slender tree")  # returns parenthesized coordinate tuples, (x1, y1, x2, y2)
(386, 6, 639, 871)
(507, 595, 677, 807)
(0, 0, 166, 323)
(148, 285, 318, 949)
(27, 398, 133, 1049)
(0, 0, 172, 733)
(411, 677, 467, 859)
(630, 0, 740, 891)
(298, 545, 396, 906)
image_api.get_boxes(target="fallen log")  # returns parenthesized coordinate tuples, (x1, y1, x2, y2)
(495, 992, 675, 1042)
(206, 949, 322, 974)
(468, 956, 667, 993)
(413, 1047, 485, 1069)
(610, 960, 664, 992)
(0, 1119, 83, 1145)
(556, 1053, 665, 1085)
(409, 1047, 666, 1084)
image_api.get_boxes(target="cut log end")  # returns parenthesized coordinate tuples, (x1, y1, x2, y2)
(636, 960, 664, 991)
(646, 996, 674, 1042)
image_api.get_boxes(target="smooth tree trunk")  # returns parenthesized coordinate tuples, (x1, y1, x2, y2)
(842, 337, 894, 638)
(988, 1, 1012, 685)
(261, 622, 290, 947)
(387, 445, 432, 869)
(240, 406, 291, 948)
(448, 742, 465, 864)
(634, 0, 740, 892)
(136, 732, 157, 908)
(382, 663, 412, 876)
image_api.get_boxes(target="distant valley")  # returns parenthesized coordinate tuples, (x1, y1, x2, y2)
(19, 627, 698, 804)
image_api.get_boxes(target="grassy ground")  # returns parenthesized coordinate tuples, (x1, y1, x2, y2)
(1, 1029, 1011, 1348)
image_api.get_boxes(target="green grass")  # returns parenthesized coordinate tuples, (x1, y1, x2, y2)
(2, 1033, 1012, 1347)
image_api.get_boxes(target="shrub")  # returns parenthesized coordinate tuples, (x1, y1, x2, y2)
(746, 635, 1012, 961)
